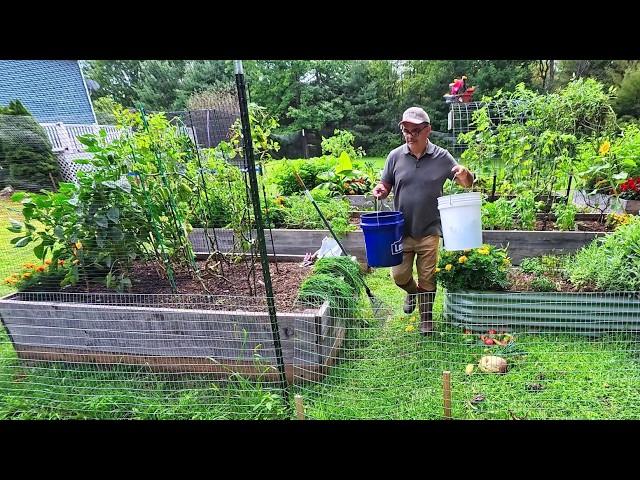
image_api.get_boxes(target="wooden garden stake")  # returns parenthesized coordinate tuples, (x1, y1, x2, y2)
(443, 371, 452, 419)
(295, 394, 305, 420)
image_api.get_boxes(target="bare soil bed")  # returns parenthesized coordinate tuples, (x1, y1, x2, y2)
(49, 260, 314, 312)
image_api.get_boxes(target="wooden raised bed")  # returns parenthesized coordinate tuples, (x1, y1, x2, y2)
(0, 292, 341, 384)
(190, 228, 606, 266)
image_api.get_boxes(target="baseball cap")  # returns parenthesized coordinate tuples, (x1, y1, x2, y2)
(399, 107, 430, 125)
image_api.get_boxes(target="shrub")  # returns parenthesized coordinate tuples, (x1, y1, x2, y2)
(436, 244, 510, 292)
(0, 100, 60, 191)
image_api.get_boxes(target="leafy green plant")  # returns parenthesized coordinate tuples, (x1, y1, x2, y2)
(267, 157, 337, 196)
(436, 244, 510, 292)
(514, 191, 536, 230)
(530, 276, 557, 292)
(321, 129, 365, 159)
(552, 201, 577, 231)
(8, 106, 205, 291)
(481, 197, 514, 230)
(519, 257, 544, 276)
(315, 152, 374, 196)
(566, 216, 640, 291)
(270, 189, 354, 236)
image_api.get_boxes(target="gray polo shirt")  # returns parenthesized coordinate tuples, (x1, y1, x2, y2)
(381, 141, 458, 238)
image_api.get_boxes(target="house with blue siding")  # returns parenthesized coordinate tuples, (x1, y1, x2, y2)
(0, 60, 96, 124)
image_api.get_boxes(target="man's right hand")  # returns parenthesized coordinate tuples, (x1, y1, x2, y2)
(372, 183, 389, 199)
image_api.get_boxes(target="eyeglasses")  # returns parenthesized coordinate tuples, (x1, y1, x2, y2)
(401, 124, 430, 136)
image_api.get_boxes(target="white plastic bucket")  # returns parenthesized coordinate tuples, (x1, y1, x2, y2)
(437, 192, 483, 251)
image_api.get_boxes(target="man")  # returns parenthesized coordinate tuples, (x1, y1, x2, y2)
(372, 107, 473, 335)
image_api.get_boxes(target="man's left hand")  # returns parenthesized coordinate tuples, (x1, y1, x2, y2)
(451, 165, 473, 187)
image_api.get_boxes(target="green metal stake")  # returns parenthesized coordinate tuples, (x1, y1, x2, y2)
(235, 60, 291, 414)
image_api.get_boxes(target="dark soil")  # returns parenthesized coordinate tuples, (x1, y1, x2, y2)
(60, 260, 314, 312)
(534, 219, 610, 232)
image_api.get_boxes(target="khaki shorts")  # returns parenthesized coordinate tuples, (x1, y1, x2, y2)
(391, 235, 440, 291)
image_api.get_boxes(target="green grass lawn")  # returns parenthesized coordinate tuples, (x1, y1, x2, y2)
(359, 156, 386, 171)
(295, 267, 640, 420)
(0, 197, 38, 298)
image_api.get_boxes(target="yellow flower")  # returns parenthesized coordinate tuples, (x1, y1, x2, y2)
(22, 272, 32, 279)
(599, 140, 611, 156)
(23, 262, 35, 269)
(445, 264, 453, 271)
(435, 267, 441, 273)
(458, 256, 468, 264)
(4, 277, 13, 284)
(477, 248, 489, 255)
(44, 259, 52, 265)
(503, 258, 511, 265)
(75, 241, 83, 250)
(405, 325, 416, 333)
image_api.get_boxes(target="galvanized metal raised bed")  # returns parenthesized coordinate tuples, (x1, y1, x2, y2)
(444, 290, 640, 335)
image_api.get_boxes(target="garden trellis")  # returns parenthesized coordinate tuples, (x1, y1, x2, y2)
(2, 62, 640, 419)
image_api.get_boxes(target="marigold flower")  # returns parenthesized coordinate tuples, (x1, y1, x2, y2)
(22, 272, 32, 279)
(445, 264, 453, 271)
(58, 259, 65, 266)
(35, 266, 45, 272)
(458, 256, 468, 264)
(4, 277, 13, 284)
(44, 259, 52, 265)
(75, 241, 83, 250)
(405, 325, 416, 333)
(23, 262, 35, 269)
(435, 267, 441, 273)
(477, 248, 490, 255)
(599, 140, 611, 156)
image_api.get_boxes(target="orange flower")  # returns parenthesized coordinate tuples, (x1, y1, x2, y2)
(23, 262, 35, 269)
(22, 272, 32, 279)
(35, 266, 46, 272)
(44, 259, 52, 265)
(58, 259, 65, 266)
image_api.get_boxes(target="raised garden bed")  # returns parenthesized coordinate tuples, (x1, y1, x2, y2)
(443, 290, 640, 336)
(0, 261, 345, 384)
(190, 228, 607, 266)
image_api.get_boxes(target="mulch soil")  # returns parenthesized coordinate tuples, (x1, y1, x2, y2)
(59, 260, 315, 312)
(507, 269, 598, 293)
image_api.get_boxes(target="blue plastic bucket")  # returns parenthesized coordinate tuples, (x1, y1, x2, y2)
(360, 211, 405, 267)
